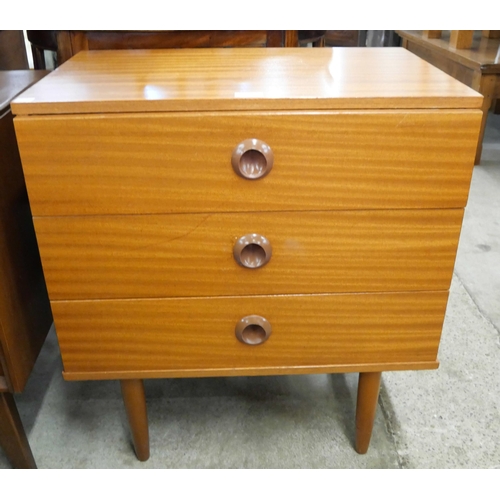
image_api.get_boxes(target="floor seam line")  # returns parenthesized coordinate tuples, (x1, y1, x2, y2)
(453, 271, 500, 342)
(378, 383, 405, 469)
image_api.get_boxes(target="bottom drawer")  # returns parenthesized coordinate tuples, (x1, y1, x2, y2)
(54, 292, 447, 380)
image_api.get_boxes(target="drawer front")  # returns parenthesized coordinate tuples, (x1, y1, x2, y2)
(34, 209, 463, 300)
(53, 291, 447, 378)
(15, 110, 481, 216)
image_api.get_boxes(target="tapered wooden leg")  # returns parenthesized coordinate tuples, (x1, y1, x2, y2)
(120, 379, 150, 461)
(0, 392, 36, 468)
(355, 372, 382, 454)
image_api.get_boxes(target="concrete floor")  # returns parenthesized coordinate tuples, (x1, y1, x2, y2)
(1, 114, 499, 469)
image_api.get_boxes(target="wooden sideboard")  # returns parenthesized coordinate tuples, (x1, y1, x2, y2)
(12, 48, 482, 461)
(0, 70, 52, 468)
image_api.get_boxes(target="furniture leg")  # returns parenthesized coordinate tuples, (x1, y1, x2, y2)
(450, 30, 474, 49)
(424, 30, 442, 39)
(0, 392, 36, 468)
(472, 73, 496, 164)
(30, 46, 46, 70)
(120, 379, 149, 461)
(284, 31, 298, 47)
(355, 371, 381, 454)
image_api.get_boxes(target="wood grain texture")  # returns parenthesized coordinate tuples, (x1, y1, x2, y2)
(10, 48, 482, 115)
(0, 109, 53, 392)
(34, 209, 464, 300)
(15, 110, 482, 216)
(52, 292, 448, 378)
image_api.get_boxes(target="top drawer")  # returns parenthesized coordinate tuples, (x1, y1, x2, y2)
(15, 110, 481, 216)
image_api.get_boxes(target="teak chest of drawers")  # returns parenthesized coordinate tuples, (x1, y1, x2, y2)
(12, 48, 482, 460)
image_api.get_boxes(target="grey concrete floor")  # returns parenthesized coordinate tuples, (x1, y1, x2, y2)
(1, 114, 499, 469)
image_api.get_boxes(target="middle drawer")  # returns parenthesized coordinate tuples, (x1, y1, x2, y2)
(35, 209, 463, 300)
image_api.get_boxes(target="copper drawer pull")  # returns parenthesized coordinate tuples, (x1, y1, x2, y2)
(235, 315, 272, 345)
(233, 233, 272, 269)
(231, 138, 274, 179)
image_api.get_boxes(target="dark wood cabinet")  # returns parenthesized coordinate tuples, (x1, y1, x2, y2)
(0, 70, 52, 468)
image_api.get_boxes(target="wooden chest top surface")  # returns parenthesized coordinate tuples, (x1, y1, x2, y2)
(11, 47, 482, 115)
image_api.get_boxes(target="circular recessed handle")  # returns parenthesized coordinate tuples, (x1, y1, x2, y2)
(231, 138, 274, 180)
(233, 234, 272, 269)
(235, 315, 272, 346)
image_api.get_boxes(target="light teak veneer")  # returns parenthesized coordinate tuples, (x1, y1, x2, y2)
(12, 48, 482, 460)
